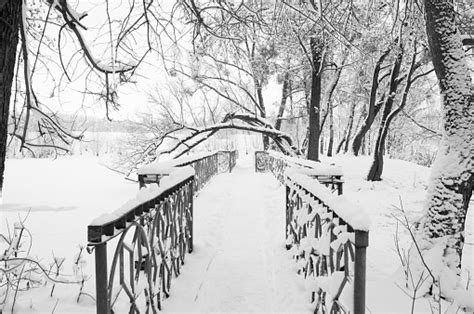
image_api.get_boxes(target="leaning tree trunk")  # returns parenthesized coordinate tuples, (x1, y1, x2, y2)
(367, 48, 403, 181)
(325, 61, 344, 157)
(0, 1, 22, 199)
(420, 0, 473, 274)
(307, 37, 324, 161)
(255, 83, 269, 150)
(327, 102, 334, 157)
(352, 46, 392, 156)
(343, 101, 357, 153)
(275, 72, 290, 131)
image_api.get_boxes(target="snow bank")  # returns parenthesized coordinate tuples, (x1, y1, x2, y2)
(285, 168, 370, 231)
(90, 166, 194, 227)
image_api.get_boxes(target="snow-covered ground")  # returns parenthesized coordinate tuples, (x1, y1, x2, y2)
(162, 155, 309, 313)
(323, 155, 473, 313)
(0, 153, 472, 313)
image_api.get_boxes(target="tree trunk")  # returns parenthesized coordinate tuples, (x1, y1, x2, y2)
(255, 83, 269, 150)
(335, 137, 345, 154)
(420, 0, 473, 271)
(275, 72, 290, 131)
(320, 131, 324, 155)
(307, 37, 324, 161)
(343, 101, 357, 153)
(352, 46, 392, 156)
(361, 135, 366, 155)
(327, 100, 334, 157)
(0, 0, 21, 198)
(367, 48, 403, 181)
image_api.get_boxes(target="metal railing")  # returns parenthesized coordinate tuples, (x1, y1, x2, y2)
(88, 169, 195, 313)
(139, 152, 220, 193)
(255, 151, 344, 194)
(88, 151, 236, 313)
(256, 151, 369, 313)
(285, 170, 369, 314)
(218, 150, 238, 173)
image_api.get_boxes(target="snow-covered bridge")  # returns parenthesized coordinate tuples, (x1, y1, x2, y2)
(87, 151, 370, 314)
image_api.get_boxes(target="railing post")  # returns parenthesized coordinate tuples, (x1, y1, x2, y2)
(254, 151, 257, 172)
(354, 230, 369, 314)
(285, 185, 291, 250)
(337, 176, 343, 195)
(188, 182, 194, 253)
(95, 242, 109, 314)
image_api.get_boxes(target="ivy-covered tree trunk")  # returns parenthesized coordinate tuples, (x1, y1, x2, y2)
(420, 0, 473, 270)
(0, 1, 22, 199)
(307, 37, 324, 161)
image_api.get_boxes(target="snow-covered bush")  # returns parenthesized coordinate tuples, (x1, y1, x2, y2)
(0, 219, 89, 312)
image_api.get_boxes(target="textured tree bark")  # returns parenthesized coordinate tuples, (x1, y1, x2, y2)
(307, 37, 324, 161)
(420, 0, 473, 267)
(0, 0, 21, 198)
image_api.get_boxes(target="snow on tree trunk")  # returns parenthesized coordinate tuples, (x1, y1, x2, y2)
(420, 0, 473, 280)
(0, 0, 21, 199)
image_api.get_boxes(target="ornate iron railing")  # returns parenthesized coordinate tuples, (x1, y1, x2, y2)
(88, 168, 194, 313)
(218, 150, 238, 173)
(285, 169, 369, 314)
(172, 152, 219, 192)
(138, 152, 220, 193)
(88, 151, 231, 313)
(255, 151, 344, 194)
(255, 150, 270, 173)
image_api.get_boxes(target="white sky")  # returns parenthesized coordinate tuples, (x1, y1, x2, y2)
(26, 0, 283, 123)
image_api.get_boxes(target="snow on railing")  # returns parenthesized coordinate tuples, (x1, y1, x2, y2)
(285, 168, 370, 314)
(88, 150, 237, 313)
(139, 151, 221, 193)
(255, 150, 344, 194)
(87, 166, 195, 313)
(255, 151, 369, 313)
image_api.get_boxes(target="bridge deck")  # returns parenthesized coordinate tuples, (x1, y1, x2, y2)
(162, 155, 309, 313)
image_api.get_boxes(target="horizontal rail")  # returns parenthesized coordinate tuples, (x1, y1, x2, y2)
(89, 168, 194, 243)
(284, 169, 369, 314)
(255, 150, 344, 194)
(88, 151, 227, 313)
(139, 152, 221, 193)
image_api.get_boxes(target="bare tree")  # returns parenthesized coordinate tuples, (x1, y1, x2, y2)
(0, 1, 22, 196)
(0, 0, 168, 196)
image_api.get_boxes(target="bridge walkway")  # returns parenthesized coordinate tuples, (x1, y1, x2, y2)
(162, 154, 309, 313)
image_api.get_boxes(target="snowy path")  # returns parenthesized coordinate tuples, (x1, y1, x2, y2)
(162, 155, 309, 313)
